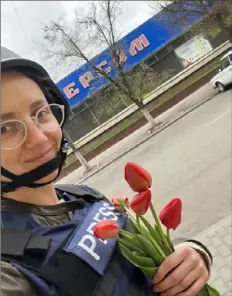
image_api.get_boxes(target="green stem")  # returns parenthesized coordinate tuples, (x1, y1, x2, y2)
(120, 229, 134, 239)
(149, 236, 166, 259)
(167, 229, 171, 245)
(166, 229, 175, 252)
(150, 204, 171, 250)
(136, 214, 141, 231)
(124, 208, 141, 233)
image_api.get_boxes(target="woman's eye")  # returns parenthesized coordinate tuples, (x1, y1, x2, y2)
(1, 126, 7, 134)
(1, 125, 13, 136)
(37, 110, 48, 118)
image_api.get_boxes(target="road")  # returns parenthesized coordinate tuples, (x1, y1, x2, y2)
(79, 90, 232, 239)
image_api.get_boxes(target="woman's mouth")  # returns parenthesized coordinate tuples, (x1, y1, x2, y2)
(25, 148, 56, 165)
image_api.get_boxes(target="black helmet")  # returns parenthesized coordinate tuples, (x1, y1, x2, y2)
(1, 46, 69, 193)
(1, 46, 70, 123)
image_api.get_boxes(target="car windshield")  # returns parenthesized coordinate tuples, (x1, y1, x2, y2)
(221, 57, 230, 70)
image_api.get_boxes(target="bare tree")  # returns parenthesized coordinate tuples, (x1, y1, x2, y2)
(147, 0, 232, 42)
(41, 1, 161, 133)
(83, 64, 175, 126)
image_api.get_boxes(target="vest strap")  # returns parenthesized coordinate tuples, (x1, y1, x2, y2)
(41, 250, 102, 296)
(1, 230, 51, 257)
(55, 184, 104, 201)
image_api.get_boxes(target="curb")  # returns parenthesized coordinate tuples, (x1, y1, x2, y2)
(75, 94, 215, 184)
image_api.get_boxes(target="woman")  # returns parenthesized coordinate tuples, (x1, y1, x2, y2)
(1, 46, 212, 296)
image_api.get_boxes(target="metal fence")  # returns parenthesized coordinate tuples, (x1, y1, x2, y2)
(64, 26, 229, 143)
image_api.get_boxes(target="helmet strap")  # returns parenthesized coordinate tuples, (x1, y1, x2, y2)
(1, 138, 69, 194)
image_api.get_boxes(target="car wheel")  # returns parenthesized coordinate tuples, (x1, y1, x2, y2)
(216, 82, 226, 92)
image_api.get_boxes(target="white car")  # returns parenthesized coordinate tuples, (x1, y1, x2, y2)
(210, 50, 232, 92)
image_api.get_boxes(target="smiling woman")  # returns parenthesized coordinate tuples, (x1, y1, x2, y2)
(1, 46, 213, 296)
(1, 71, 67, 196)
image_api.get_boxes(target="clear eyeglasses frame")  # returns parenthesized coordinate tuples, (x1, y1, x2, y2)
(1, 103, 65, 150)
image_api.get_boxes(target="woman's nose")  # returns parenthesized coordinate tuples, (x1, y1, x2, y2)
(23, 120, 48, 149)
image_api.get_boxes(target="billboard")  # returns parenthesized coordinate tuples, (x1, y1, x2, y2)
(174, 34, 213, 68)
(57, 7, 204, 109)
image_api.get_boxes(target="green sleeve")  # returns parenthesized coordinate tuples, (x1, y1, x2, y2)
(1, 261, 37, 296)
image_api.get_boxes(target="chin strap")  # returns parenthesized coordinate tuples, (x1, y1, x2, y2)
(1, 139, 69, 194)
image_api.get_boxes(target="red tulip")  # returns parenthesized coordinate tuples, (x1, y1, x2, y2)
(93, 220, 120, 240)
(125, 162, 152, 192)
(130, 190, 152, 215)
(112, 196, 129, 213)
(159, 198, 182, 230)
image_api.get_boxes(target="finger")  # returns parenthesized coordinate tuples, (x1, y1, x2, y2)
(177, 274, 209, 296)
(153, 258, 194, 292)
(153, 247, 189, 284)
(161, 268, 199, 296)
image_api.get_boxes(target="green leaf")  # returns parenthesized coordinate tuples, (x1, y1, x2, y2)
(134, 232, 166, 265)
(135, 235, 164, 265)
(139, 216, 161, 243)
(139, 216, 172, 256)
(131, 217, 148, 236)
(140, 266, 158, 278)
(118, 237, 146, 255)
(206, 284, 221, 296)
(119, 243, 156, 268)
(119, 229, 134, 240)
(155, 225, 163, 242)
(197, 285, 211, 296)
(154, 225, 173, 255)
(197, 284, 221, 296)
(130, 220, 141, 234)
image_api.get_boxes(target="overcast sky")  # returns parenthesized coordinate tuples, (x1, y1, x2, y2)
(1, 1, 157, 81)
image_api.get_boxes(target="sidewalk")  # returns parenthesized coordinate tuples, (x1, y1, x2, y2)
(57, 83, 217, 185)
(193, 215, 232, 296)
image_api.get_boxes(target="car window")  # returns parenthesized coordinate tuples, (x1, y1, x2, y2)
(228, 54, 232, 63)
(221, 57, 230, 71)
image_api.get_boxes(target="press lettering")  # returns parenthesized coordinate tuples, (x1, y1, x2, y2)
(87, 222, 97, 235)
(87, 221, 107, 245)
(93, 212, 102, 222)
(99, 207, 118, 221)
(103, 202, 121, 216)
(78, 234, 100, 260)
(103, 203, 115, 210)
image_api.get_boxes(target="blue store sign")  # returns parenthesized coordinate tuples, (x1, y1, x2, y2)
(57, 7, 204, 108)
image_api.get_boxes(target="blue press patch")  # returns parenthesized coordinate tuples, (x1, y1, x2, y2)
(64, 200, 127, 276)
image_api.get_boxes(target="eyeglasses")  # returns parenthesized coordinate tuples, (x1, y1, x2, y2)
(1, 104, 65, 150)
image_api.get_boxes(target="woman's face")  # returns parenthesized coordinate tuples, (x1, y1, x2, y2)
(1, 72, 63, 184)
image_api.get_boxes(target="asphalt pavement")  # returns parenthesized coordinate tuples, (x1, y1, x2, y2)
(60, 88, 231, 238)
(59, 82, 218, 184)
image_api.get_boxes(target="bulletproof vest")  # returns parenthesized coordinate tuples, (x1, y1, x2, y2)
(1, 184, 158, 296)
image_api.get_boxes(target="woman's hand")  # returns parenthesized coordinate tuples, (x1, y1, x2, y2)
(152, 246, 210, 296)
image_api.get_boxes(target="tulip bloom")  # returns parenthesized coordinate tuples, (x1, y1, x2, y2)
(93, 220, 120, 240)
(112, 196, 129, 213)
(125, 162, 152, 192)
(130, 190, 152, 215)
(159, 198, 182, 230)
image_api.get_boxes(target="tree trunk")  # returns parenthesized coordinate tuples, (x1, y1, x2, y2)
(63, 129, 92, 172)
(140, 107, 158, 130)
(215, 12, 232, 42)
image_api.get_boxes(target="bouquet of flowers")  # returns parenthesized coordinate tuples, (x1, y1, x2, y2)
(93, 162, 220, 296)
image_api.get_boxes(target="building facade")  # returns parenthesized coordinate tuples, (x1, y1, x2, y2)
(56, 3, 231, 142)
